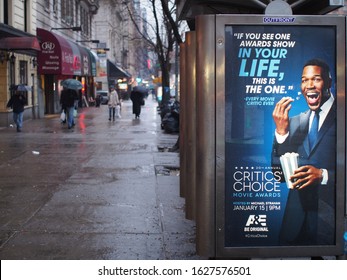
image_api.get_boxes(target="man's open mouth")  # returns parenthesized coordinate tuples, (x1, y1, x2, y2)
(306, 92, 319, 105)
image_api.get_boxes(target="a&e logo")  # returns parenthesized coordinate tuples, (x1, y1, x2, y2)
(245, 214, 267, 227)
(244, 214, 269, 232)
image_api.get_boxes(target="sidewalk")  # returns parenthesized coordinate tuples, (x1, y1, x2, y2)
(2, 99, 345, 260)
(0, 98, 202, 260)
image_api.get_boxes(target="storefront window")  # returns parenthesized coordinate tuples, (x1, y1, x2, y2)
(19, 60, 29, 106)
(19, 61, 28, 85)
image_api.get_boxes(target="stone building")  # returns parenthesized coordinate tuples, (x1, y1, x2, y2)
(0, 0, 40, 126)
(0, 0, 147, 124)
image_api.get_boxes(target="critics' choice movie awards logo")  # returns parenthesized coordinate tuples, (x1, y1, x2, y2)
(244, 215, 269, 232)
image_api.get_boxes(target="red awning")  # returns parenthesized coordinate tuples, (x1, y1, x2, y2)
(37, 28, 78, 75)
(0, 36, 41, 51)
(37, 28, 94, 76)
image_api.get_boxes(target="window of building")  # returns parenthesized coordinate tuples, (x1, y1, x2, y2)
(61, 0, 66, 20)
(44, 0, 50, 11)
(4, 0, 9, 24)
(53, 0, 58, 14)
(19, 61, 28, 85)
(75, 0, 79, 27)
(19, 60, 29, 105)
(79, 3, 90, 36)
(61, 0, 74, 26)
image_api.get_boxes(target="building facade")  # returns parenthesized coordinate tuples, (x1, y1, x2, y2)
(1, 0, 149, 125)
(35, 0, 101, 114)
(0, 0, 40, 126)
(93, 0, 132, 93)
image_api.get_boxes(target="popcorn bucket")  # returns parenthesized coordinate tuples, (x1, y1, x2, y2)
(280, 152, 299, 189)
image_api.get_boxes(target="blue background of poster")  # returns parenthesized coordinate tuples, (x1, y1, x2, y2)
(224, 25, 336, 247)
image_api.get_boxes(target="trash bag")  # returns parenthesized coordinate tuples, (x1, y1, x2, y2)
(159, 99, 180, 133)
(159, 103, 171, 120)
(159, 99, 177, 120)
(162, 112, 179, 133)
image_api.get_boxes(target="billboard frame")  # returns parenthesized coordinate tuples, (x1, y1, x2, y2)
(215, 14, 346, 258)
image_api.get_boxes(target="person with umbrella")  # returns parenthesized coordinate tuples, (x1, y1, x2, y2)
(130, 85, 146, 119)
(6, 85, 28, 132)
(60, 86, 79, 129)
(60, 79, 82, 129)
(61, 79, 83, 91)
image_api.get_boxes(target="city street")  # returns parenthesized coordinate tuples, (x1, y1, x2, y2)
(0, 97, 201, 260)
(1, 97, 346, 261)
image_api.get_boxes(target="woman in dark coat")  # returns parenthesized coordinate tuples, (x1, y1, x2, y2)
(130, 87, 144, 119)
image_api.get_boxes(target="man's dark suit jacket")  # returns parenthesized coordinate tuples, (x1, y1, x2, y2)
(272, 101, 336, 245)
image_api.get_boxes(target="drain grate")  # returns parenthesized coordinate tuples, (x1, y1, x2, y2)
(157, 145, 179, 153)
(155, 165, 180, 176)
(158, 146, 170, 152)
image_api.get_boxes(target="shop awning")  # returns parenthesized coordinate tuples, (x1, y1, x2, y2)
(37, 28, 95, 76)
(89, 50, 98, 77)
(107, 60, 131, 80)
(0, 37, 41, 51)
(78, 45, 94, 76)
(0, 23, 40, 56)
(37, 28, 77, 75)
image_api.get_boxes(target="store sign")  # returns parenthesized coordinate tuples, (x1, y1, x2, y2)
(73, 55, 81, 71)
(38, 28, 73, 75)
(37, 28, 88, 76)
(39, 41, 60, 73)
(83, 54, 89, 75)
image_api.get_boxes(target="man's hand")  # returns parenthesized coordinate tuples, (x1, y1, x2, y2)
(290, 165, 323, 189)
(272, 97, 294, 135)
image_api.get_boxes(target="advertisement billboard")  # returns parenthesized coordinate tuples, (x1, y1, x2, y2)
(215, 15, 345, 257)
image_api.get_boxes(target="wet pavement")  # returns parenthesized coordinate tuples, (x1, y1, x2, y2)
(0, 98, 202, 260)
(1, 99, 346, 261)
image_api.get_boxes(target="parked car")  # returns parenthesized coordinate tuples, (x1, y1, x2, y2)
(96, 90, 109, 105)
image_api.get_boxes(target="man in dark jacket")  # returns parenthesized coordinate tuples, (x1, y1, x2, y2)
(7, 90, 27, 132)
(60, 87, 78, 129)
(272, 59, 336, 245)
(130, 86, 145, 119)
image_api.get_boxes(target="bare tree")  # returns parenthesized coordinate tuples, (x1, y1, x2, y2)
(160, 0, 183, 44)
(124, 0, 184, 103)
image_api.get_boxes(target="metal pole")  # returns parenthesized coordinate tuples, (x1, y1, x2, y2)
(195, 15, 216, 258)
(185, 31, 197, 220)
(175, 41, 179, 100)
(179, 42, 187, 198)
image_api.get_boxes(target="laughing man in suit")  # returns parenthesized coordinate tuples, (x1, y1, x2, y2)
(272, 58, 336, 245)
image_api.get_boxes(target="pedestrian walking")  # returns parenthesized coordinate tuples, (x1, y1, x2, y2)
(7, 90, 27, 132)
(95, 94, 101, 107)
(60, 87, 78, 129)
(108, 86, 121, 121)
(130, 86, 145, 119)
